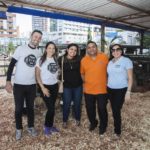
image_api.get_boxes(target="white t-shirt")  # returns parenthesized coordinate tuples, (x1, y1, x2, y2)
(107, 56, 133, 89)
(13, 45, 42, 85)
(36, 57, 58, 85)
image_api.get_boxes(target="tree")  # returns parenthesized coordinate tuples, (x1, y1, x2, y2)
(7, 42, 15, 56)
(87, 26, 92, 41)
(143, 34, 150, 48)
(103, 35, 126, 56)
(0, 43, 2, 53)
(135, 32, 150, 48)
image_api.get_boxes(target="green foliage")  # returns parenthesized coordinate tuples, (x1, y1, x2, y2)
(87, 27, 92, 41)
(0, 44, 2, 53)
(103, 35, 126, 48)
(143, 34, 150, 48)
(7, 42, 15, 56)
(135, 33, 150, 48)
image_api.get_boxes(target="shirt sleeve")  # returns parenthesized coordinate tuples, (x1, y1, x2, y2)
(35, 58, 41, 69)
(12, 46, 21, 61)
(125, 58, 133, 70)
(6, 58, 17, 81)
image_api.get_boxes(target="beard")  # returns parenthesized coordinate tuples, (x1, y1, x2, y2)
(30, 40, 39, 48)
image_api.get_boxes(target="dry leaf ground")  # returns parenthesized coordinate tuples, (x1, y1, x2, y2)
(0, 90, 149, 150)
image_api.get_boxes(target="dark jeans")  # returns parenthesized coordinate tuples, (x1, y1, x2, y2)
(63, 85, 82, 122)
(13, 84, 36, 129)
(84, 93, 108, 132)
(108, 87, 127, 134)
(41, 83, 58, 127)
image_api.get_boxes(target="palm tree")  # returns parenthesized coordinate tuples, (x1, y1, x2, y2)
(87, 26, 92, 41)
(103, 35, 126, 56)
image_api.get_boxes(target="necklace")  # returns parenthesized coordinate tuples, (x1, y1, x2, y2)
(67, 59, 73, 69)
(69, 60, 73, 69)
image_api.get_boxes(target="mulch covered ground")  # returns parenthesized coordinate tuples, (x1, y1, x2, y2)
(0, 90, 150, 150)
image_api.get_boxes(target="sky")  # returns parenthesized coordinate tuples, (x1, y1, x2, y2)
(16, 14, 32, 37)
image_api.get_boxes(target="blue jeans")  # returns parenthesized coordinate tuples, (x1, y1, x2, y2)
(63, 85, 83, 122)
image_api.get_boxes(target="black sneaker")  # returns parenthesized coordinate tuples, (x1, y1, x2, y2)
(99, 129, 106, 138)
(89, 120, 98, 131)
(99, 129, 106, 135)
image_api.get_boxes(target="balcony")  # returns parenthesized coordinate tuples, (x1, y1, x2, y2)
(0, 34, 17, 38)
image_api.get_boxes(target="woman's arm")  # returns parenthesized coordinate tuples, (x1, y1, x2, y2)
(125, 68, 133, 100)
(35, 66, 50, 97)
(127, 68, 133, 92)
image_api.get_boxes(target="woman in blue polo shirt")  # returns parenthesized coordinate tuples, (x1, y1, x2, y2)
(107, 44, 133, 138)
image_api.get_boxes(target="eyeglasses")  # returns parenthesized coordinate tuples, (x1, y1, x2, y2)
(111, 48, 122, 52)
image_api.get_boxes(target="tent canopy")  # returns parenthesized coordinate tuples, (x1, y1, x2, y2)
(3, 0, 150, 32)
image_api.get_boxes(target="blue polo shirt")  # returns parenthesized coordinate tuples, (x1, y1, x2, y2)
(107, 56, 133, 89)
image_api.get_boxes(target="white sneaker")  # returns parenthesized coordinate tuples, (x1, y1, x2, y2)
(16, 129, 22, 140)
(27, 127, 38, 137)
(113, 134, 121, 140)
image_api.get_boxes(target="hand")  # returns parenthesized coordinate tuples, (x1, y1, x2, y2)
(42, 87, 50, 97)
(125, 91, 131, 100)
(5, 81, 13, 93)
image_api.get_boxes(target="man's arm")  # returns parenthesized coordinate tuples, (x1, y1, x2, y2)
(5, 58, 17, 93)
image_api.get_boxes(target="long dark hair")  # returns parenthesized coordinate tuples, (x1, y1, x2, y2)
(64, 43, 79, 58)
(40, 41, 58, 66)
(109, 44, 124, 60)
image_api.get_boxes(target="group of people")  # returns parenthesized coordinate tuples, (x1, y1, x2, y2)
(5, 30, 133, 141)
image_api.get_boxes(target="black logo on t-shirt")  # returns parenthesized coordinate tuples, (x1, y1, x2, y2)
(47, 63, 58, 74)
(24, 54, 37, 67)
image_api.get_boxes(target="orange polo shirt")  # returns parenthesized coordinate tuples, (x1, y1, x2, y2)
(80, 53, 108, 94)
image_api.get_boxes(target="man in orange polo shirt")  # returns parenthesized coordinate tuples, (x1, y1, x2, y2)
(81, 41, 108, 136)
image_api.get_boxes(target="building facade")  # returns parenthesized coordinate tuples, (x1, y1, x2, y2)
(49, 19, 101, 44)
(0, 13, 19, 38)
(32, 16, 48, 32)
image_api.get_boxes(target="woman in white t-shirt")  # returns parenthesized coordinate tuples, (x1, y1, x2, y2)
(107, 44, 133, 138)
(35, 41, 59, 135)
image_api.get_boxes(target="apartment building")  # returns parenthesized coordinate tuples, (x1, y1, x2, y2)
(0, 13, 19, 38)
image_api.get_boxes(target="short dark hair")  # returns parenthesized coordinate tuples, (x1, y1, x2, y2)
(87, 41, 97, 47)
(31, 29, 43, 36)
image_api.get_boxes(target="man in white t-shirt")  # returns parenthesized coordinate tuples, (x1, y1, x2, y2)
(5, 30, 43, 140)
